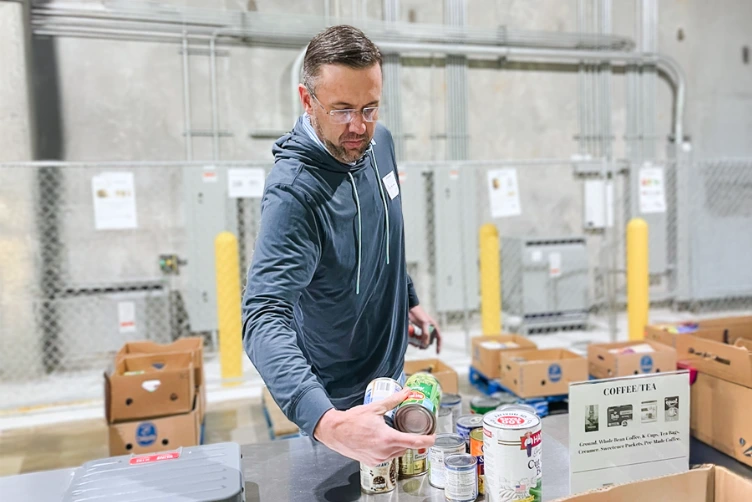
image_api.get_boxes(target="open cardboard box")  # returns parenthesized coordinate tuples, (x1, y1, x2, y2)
(108, 393, 202, 456)
(117, 337, 205, 388)
(471, 334, 537, 379)
(499, 349, 588, 398)
(554, 465, 752, 501)
(676, 335, 752, 388)
(105, 352, 195, 424)
(404, 358, 459, 394)
(588, 340, 677, 379)
(646, 316, 752, 348)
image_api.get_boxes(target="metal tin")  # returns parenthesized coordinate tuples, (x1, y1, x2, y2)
(444, 454, 478, 502)
(438, 407, 454, 434)
(497, 402, 538, 416)
(394, 372, 441, 435)
(483, 409, 542, 502)
(490, 391, 518, 406)
(399, 447, 428, 478)
(428, 433, 466, 489)
(440, 393, 463, 430)
(470, 395, 502, 415)
(455, 414, 484, 449)
(360, 458, 397, 494)
(364, 377, 402, 427)
(469, 428, 485, 496)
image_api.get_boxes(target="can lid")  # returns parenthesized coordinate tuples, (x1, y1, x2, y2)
(394, 405, 435, 435)
(471, 396, 502, 407)
(483, 409, 540, 430)
(434, 433, 465, 449)
(469, 428, 484, 441)
(496, 403, 538, 416)
(490, 391, 518, 404)
(444, 453, 477, 469)
(439, 407, 452, 417)
(440, 393, 462, 406)
(456, 414, 484, 428)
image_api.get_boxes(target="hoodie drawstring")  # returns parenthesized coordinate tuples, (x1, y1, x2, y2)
(347, 172, 362, 295)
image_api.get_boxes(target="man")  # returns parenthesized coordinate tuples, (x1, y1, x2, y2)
(242, 25, 441, 466)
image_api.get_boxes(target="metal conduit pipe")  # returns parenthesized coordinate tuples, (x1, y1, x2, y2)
(289, 42, 686, 147)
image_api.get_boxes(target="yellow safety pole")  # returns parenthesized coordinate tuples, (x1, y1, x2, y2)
(627, 218, 649, 341)
(479, 223, 502, 335)
(215, 231, 243, 386)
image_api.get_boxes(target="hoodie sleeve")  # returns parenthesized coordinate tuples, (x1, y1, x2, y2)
(242, 183, 333, 437)
(407, 274, 420, 309)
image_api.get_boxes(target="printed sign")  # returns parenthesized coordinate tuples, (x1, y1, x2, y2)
(91, 172, 138, 230)
(487, 168, 522, 218)
(202, 165, 218, 183)
(638, 166, 667, 214)
(118, 301, 136, 334)
(129, 451, 180, 465)
(227, 168, 265, 198)
(549, 252, 562, 278)
(569, 372, 690, 494)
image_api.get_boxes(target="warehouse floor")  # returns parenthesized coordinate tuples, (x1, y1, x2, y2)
(0, 308, 747, 477)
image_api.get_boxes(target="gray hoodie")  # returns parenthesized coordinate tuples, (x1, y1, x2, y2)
(242, 116, 419, 437)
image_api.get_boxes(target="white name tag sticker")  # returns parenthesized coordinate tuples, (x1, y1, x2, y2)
(383, 171, 399, 200)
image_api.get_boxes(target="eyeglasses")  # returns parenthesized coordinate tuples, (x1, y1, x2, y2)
(308, 90, 379, 124)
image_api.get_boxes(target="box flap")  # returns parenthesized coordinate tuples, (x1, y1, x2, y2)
(714, 466, 752, 500)
(676, 335, 752, 388)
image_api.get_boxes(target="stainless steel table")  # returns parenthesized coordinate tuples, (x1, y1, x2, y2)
(2, 415, 750, 501)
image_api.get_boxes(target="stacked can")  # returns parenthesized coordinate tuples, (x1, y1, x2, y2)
(440, 393, 462, 430)
(360, 377, 402, 494)
(470, 395, 501, 415)
(394, 372, 442, 478)
(444, 454, 478, 502)
(469, 428, 485, 496)
(427, 433, 465, 489)
(483, 409, 542, 502)
(437, 407, 454, 434)
(455, 414, 484, 451)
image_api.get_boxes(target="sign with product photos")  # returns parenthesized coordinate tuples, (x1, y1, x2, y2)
(568, 371, 690, 494)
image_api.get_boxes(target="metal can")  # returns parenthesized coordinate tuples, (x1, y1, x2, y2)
(470, 395, 502, 415)
(364, 377, 402, 427)
(497, 402, 538, 416)
(360, 458, 397, 494)
(399, 447, 428, 478)
(438, 407, 454, 434)
(455, 414, 484, 449)
(394, 372, 441, 435)
(444, 454, 478, 502)
(428, 433, 466, 489)
(469, 428, 484, 496)
(440, 393, 462, 429)
(483, 409, 542, 502)
(491, 391, 518, 407)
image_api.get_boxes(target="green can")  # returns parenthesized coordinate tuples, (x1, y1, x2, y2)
(394, 372, 442, 435)
(470, 395, 503, 415)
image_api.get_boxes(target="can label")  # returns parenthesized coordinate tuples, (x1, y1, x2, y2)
(483, 410, 542, 502)
(470, 429, 485, 495)
(445, 465, 478, 501)
(364, 378, 402, 424)
(456, 415, 484, 449)
(360, 459, 397, 494)
(398, 373, 441, 414)
(399, 448, 428, 478)
(438, 408, 455, 434)
(429, 444, 466, 488)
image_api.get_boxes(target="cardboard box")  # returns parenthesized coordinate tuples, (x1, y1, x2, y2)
(471, 334, 537, 379)
(262, 387, 299, 439)
(108, 394, 202, 456)
(690, 372, 752, 468)
(500, 349, 588, 398)
(645, 316, 752, 348)
(676, 335, 752, 388)
(404, 358, 459, 394)
(117, 337, 205, 387)
(588, 340, 677, 379)
(105, 352, 195, 423)
(554, 464, 752, 501)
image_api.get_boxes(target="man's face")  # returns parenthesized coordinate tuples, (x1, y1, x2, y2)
(299, 64, 382, 164)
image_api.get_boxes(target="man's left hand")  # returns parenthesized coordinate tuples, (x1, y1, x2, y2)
(408, 305, 441, 354)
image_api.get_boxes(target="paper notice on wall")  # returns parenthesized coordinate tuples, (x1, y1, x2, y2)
(202, 165, 218, 183)
(228, 168, 265, 198)
(569, 371, 690, 494)
(584, 179, 614, 228)
(118, 301, 136, 334)
(487, 168, 521, 218)
(639, 167, 667, 214)
(549, 252, 562, 278)
(92, 172, 138, 230)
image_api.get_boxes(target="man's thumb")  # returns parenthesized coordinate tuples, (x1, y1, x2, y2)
(371, 388, 409, 414)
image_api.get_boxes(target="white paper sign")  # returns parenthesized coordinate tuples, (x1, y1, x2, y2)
(203, 165, 218, 183)
(487, 169, 522, 218)
(569, 372, 690, 495)
(228, 168, 265, 198)
(118, 301, 136, 334)
(382, 171, 399, 200)
(639, 167, 667, 214)
(584, 179, 614, 228)
(549, 252, 562, 278)
(92, 172, 138, 230)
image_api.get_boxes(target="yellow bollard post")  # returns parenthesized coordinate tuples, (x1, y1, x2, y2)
(479, 223, 502, 335)
(627, 218, 649, 341)
(215, 231, 244, 386)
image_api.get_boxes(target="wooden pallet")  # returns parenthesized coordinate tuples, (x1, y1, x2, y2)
(468, 366, 568, 418)
(261, 387, 301, 440)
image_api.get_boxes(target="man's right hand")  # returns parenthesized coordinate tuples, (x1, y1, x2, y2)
(313, 388, 436, 466)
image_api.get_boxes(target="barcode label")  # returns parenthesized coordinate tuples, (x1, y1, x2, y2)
(376, 380, 396, 393)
